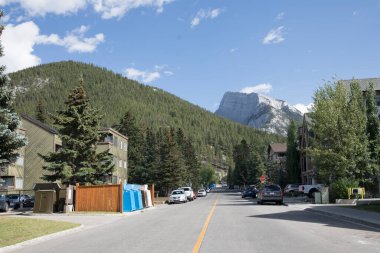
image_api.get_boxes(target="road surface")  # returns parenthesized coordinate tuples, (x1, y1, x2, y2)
(8, 191, 380, 253)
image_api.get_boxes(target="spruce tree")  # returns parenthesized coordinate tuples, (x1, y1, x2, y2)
(232, 139, 250, 187)
(41, 85, 114, 185)
(365, 83, 380, 162)
(114, 111, 145, 183)
(286, 120, 300, 183)
(143, 127, 159, 183)
(0, 13, 27, 173)
(35, 101, 48, 123)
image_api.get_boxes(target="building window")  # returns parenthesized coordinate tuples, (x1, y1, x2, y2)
(113, 157, 117, 166)
(0, 176, 14, 189)
(124, 142, 128, 152)
(112, 176, 118, 184)
(120, 141, 123, 150)
(15, 177, 23, 189)
(104, 134, 113, 143)
(123, 161, 127, 169)
(16, 155, 24, 166)
(113, 136, 119, 147)
(118, 160, 123, 168)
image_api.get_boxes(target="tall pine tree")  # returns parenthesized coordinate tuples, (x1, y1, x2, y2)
(0, 12, 27, 174)
(286, 120, 300, 183)
(41, 84, 114, 185)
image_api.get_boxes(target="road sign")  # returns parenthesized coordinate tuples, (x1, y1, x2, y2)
(260, 175, 266, 183)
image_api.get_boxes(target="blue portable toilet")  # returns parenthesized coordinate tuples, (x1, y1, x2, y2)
(123, 184, 137, 212)
(133, 189, 143, 210)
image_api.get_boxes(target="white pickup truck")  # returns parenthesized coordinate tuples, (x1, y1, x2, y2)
(179, 187, 195, 201)
(299, 184, 324, 198)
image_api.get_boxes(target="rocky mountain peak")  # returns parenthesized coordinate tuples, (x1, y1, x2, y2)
(215, 92, 303, 136)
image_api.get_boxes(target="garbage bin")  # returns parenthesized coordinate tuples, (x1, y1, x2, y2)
(123, 189, 136, 212)
(33, 183, 62, 213)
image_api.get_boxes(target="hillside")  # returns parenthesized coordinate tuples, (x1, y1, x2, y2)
(10, 61, 284, 169)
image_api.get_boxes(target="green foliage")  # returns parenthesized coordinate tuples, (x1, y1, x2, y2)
(310, 81, 374, 184)
(330, 178, 359, 201)
(0, 14, 27, 173)
(10, 61, 283, 169)
(35, 101, 48, 124)
(199, 164, 217, 187)
(40, 85, 114, 185)
(286, 120, 300, 183)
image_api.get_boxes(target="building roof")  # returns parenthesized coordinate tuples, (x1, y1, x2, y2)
(341, 78, 380, 91)
(98, 128, 128, 141)
(269, 143, 287, 153)
(21, 114, 58, 135)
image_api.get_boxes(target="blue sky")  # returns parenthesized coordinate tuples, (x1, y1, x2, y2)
(0, 0, 379, 113)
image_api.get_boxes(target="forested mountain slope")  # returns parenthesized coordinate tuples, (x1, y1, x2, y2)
(10, 61, 283, 168)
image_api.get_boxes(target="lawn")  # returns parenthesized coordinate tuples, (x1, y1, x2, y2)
(347, 204, 380, 213)
(0, 217, 80, 248)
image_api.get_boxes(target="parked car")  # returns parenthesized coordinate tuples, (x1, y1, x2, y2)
(0, 194, 9, 212)
(206, 188, 210, 193)
(6, 194, 33, 209)
(168, 190, 187, 204)
(257, 184, 283, 205)
(197, 189, 207, 197)
(179, 187, 195, 201)
(23, 196, 35, 208)
(284, 184, 301, 196)
(299, 184, 324, 198)
(242, 187, 257, 198)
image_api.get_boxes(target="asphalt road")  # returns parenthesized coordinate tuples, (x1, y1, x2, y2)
(8, 191, 380, 253)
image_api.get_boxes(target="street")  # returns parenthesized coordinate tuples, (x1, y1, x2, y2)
(7, 191, 380, 253)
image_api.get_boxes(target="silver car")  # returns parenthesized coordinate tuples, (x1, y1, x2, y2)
(168, 190, 187, 204)
(257, 184, 283, 205)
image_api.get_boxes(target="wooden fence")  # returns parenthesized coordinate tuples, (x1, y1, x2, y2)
(75, 183, 122, 213)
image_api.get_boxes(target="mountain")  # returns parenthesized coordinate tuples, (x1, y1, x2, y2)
(9, 61, 284, 169)
(215, 92, 303, 136)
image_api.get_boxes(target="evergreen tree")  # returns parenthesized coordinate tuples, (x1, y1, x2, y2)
(0, 13, 27, 173)
(143, 127, 159, 183)
(365, 83, 380, 163)
(286, 120, 300, 183)
(114, 111, 145, 183)
(232, 139, 251, 187)
(35, 101, 48, 123)
(41, 85, 114, 185)
(157, 129, 182, 195)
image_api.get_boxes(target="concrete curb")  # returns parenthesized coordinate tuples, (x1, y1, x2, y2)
(305, 208, 380, 230)
(0, 224, 85, 253)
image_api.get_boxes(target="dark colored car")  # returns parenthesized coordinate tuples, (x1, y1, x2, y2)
(6, 194, 33, 209)
(0, 194, 9, 212)
(23, 196, 35, 208)
(242, 188, 257, 198)
(257, 184, 283, 205)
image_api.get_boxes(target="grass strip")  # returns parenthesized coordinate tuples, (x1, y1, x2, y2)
(0, 217, 80, 247)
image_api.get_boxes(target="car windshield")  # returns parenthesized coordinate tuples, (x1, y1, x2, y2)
(8, 195, 19, 199)
(264, 185, 281, 191)
(172, 191, 182, 195)
(182, 188, 190, 191)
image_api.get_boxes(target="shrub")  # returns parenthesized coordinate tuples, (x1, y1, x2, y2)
(330, 178, 359, 201)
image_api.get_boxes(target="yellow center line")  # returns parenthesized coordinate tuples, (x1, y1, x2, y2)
(192, 198, 218, 253)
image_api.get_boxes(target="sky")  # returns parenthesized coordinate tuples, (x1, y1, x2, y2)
(0, 0, 379, 113)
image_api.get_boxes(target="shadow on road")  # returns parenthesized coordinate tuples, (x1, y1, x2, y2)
(248, 210, 380, 232)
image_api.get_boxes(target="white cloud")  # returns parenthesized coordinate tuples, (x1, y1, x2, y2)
(124, 64, 173, 83)
(353, 10, 358, 16)
(92, 0, 175, 19)
(240, 83, 272, 94)
(0, 0, 176, 19)
(0, 21, 42, 73)
(36, 25, 105, 53)
(0, 22, 104, 73)
(229, 48, 238, 53)
(191, 8, 221, 27)
(262, 26, 285, 44)
(293, 103, 314, 114)
(276, 12, 284, 20)
(125, 68, 160, 83)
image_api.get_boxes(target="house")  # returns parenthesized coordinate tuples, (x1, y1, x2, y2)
(21, 114, 62, 190)
(20, 115, 128, 189)
(298, 113, 315, 185)
(267, 143, 287, 184)
(0, 127, 26, 192)
(97, 128, 128, 184)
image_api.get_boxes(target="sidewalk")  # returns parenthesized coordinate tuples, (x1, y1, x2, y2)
(290, 203, 380, 230)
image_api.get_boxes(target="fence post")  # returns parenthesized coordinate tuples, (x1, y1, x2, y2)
(119, 183, 123, 213)
(75, 183, 79, 212)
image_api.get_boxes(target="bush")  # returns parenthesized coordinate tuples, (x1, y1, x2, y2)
(330, 178, 359, 201)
